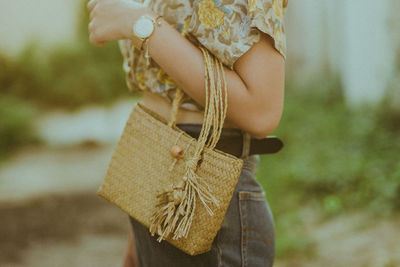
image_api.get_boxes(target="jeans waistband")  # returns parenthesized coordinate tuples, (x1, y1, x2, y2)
(242, 154, 260, 174)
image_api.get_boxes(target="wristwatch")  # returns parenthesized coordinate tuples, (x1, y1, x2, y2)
(132, 13, 163, 66)
(132, 13, 162, 49)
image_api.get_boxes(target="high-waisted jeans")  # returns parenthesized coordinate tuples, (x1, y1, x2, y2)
(128, 154, 275, 267)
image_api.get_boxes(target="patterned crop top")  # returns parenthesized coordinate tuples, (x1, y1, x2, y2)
(119, 0, 288, 111)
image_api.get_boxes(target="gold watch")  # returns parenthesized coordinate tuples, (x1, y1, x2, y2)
(132, 13, 163, 51)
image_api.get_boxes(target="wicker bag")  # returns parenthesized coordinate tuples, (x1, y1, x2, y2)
(96, 46, 244, 255)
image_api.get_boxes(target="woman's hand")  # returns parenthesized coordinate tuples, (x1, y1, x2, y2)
(87, 0, 148, 46)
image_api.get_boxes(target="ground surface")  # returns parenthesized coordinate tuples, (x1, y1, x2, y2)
(1, 145, 399, 267)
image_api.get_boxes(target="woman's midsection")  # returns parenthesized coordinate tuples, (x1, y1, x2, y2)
(141, 91, 239, 127)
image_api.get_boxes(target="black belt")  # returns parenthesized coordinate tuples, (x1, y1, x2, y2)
(176, 123, 284, 158)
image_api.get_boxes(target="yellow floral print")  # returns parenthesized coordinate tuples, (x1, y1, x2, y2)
(119, 0, 287, 110)
(198, 0, 226, 28)
(274, 26, 281, 44)
(135, 71, 147, 90)
(181, 17, 192, 36)
(157, 68, 176, 85)
(248, 0, 256, 16)
(273, 0, 284, 20)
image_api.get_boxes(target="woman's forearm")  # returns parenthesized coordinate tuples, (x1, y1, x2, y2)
(88, 1, 284, 138)
(143, 11, 256, 131)
(142, 9, 282, 139)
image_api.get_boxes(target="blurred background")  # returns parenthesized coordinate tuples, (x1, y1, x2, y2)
(0, 0, 399, 266)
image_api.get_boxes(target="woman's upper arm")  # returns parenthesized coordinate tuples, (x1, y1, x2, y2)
(187, 0, 288, 138)
(187, 0, 287, 70)
(233, 31, 285, 138)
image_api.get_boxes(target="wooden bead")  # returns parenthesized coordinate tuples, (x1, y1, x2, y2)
(170, 145, 184, 158)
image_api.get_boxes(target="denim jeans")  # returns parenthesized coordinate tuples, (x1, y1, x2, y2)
(128, 154, 275, 267)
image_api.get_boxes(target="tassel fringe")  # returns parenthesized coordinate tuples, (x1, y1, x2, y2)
(149, 46, 228, 242)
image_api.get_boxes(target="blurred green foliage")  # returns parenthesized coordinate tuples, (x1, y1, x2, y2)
(0, 0, 131, 110)
(0, 96, 40, 160)
(0, 41, 128, 110)
(257, 77, 400, 257)
(0, 40, 130, 157)
(0, 1, 131, 157)
(0, 0, 399, 257)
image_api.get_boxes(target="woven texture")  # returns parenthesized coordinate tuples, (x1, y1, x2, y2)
(97, 46, 243, 255)
(97, 103, 243, 255)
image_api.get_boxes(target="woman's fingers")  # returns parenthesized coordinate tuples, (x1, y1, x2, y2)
(87, 0, 97, 12)
(87, 0, 108, 46)
(88, 19, 95, 32)
(90, 32, 105, 47)
(89, 23, 108, 47)
(89, 9, 95, 21)
(96, 41, 108, 47)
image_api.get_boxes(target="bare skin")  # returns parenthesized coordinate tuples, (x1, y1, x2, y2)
(122, 228, 138, 267)
(87, 0, 285, 265)
(87, 0, 285, 139)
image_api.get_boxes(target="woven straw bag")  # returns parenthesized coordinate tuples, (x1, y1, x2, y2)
(96, 46, 244, 255)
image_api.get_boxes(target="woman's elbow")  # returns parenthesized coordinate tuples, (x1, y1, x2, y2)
(245, 109, 283, 139)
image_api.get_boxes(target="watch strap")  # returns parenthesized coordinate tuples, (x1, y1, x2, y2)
(132, 13, 163, 51)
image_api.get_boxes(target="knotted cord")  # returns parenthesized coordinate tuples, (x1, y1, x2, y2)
(149, 46, 229, 241)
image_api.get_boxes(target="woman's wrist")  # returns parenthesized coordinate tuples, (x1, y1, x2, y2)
(127, 7, 160, 50)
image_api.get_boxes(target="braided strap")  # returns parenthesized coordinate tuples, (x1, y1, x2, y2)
(149, 46, 229, 241)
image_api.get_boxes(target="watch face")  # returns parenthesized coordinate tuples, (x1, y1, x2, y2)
(133, 16, 155, 39)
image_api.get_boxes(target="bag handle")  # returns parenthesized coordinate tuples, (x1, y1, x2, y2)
(166, 46, 228, 151)
(149, 46, 229, 241)
(167, 87, 184, 128)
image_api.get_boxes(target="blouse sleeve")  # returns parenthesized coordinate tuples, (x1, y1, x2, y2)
(187, 0, 288, 70)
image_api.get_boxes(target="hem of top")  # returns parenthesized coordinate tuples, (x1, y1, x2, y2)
(226, 31, 286, 72)
(253, 27, 287, 60)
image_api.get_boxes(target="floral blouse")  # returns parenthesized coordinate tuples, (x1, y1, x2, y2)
(119, 0, 288, 111)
